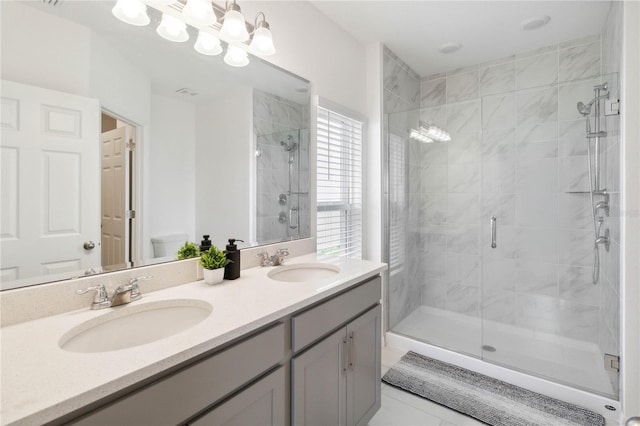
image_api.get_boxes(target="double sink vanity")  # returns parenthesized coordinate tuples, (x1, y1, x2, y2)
(0, 253, 386, 425)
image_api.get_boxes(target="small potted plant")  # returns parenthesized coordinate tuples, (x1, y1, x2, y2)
(200, 246, 231, 285)
(177, 241, 199, 260)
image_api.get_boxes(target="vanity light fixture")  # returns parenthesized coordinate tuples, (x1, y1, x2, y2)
(409, 122, 451, 143)
(420, 122, 451, 142)
(249, 12, 275, 56)
(409, 129, 434, 144)
(224, 44, 250, 67)
(183, 0, 217, 27)
(194, 30, 223, 55)
(112, 0, 150, 26)
(112, 0, 276, 68)
(221, 1, 250, 42)
(157, 13, 189, 42)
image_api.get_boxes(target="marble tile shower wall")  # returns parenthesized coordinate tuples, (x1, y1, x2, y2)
(254, 90, 310, 243)
(417, 34, 617, 345)
(382, 46, 422, 328)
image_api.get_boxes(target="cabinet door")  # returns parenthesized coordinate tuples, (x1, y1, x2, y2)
(190, 367, 286, 426)
(347, 305, 382, 426)
(292, 327, 347, 426)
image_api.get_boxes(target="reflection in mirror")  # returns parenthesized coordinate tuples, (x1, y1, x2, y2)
(0, 1, 310, 291)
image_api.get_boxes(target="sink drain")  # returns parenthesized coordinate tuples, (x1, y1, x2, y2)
(482, 345, 497, 352)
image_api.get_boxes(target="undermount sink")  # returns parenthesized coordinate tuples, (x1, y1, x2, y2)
(267, 262, 340, 283)
(59, 299, 212, 353)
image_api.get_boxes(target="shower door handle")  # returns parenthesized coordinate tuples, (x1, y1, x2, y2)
(490, 216, 497, 248)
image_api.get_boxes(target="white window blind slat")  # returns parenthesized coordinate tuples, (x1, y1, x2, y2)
(316, 106, 363, 259)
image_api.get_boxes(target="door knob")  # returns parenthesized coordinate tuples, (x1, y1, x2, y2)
(83, 241, 96, 250)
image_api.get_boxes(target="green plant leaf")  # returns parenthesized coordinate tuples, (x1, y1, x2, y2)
(177, 241, 199, 259)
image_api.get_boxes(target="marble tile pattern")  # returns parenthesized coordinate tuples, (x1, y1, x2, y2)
(253, 90, 310, 242)
(386, 31, 622, 374)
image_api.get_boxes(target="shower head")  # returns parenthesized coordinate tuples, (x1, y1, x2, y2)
(280, 137, 298, 152)
(577, 101, 592, 116)
(576, 93, 610, 116)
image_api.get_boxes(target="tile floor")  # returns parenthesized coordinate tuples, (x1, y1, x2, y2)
(369, 346, 619, 426)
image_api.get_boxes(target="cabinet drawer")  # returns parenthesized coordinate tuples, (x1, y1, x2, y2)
(291, 276, 380, 353)
(74, 322, 285, 426)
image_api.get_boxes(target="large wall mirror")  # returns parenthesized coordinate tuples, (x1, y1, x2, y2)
(0, 0, 311, 290)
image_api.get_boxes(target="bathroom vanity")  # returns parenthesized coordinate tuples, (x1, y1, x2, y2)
(0, 254, 385, 426)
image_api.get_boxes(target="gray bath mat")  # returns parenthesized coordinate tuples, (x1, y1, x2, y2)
(382, 351, 605, 426)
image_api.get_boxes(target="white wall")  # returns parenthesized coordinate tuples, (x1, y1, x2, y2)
(0, 2, 91, 96)
(364, 43, 384, 263)
(195, 87, 253, 247)
(241, 1, 367, 117)
(147, 94, 197, 257)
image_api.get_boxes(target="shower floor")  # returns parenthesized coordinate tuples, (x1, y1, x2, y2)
(392, 305, 615, 398)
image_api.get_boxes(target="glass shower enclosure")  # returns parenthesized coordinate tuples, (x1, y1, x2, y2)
(385, 73, 621, 399)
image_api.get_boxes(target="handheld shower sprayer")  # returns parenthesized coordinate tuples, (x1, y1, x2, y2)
(577, 93, 610, 116)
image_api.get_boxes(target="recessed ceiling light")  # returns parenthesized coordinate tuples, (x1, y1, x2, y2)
(439, 42, 462, 54)
(519, 15, 551, 31)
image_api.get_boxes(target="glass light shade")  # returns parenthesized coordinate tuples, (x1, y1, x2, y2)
(157, 14, 189, 42)
(249, 26, 275, 56)
(112, 0, 149, 26)
(221, 9, 250, 42)
(183, 0, 216, 27)
(194, 31, 222, 56)
(224, 45, 250, 67)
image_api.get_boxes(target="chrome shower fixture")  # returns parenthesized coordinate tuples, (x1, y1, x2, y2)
(579, 81, 611, 285)
(577, 94, 609, 116)
(280, 136, 298, 152)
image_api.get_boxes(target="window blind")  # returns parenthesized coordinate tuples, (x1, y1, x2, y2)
(316, 106, 363, 259)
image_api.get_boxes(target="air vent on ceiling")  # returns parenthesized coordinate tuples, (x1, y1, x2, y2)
(42, 0, 61, 5)
(176, 88, 199, 97)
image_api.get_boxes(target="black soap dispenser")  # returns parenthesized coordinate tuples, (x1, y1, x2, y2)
(200, 235, 212, 254)
(224, 238, 244, 280)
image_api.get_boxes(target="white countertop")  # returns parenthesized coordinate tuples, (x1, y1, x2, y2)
(0, 254, 386, 426)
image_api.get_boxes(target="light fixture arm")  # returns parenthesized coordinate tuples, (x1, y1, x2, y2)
(252, 12, 270, 34)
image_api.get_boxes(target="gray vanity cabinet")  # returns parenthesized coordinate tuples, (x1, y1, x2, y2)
(291, 277, 382, 426)
(190, 367, 286, 426)
(64, 274, 382, 426)
(70, 323, 286, 426)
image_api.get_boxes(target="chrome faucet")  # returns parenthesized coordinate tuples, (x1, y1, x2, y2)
(76, 276, 152, 309)
(256, 248, 290, 266)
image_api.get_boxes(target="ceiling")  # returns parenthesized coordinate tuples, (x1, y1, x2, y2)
(310, 1, 612, 77)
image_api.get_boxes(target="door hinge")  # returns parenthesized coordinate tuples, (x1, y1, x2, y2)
(604, 99, 620, 116)
(126, 138, 136, 151)
(604, 353, 620, 372)
(126, 210, 136, 219)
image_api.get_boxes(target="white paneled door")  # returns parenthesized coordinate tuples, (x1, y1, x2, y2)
(1, 80, 100, 287)
(101, 126, 128, 269)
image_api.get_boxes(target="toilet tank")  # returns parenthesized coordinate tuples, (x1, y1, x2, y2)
(151, 233, 189, 258)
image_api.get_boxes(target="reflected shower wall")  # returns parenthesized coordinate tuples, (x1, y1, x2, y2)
(253, 89, 310, 244)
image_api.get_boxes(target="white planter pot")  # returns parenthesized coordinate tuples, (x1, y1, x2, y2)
(203, 268, 224, 285)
